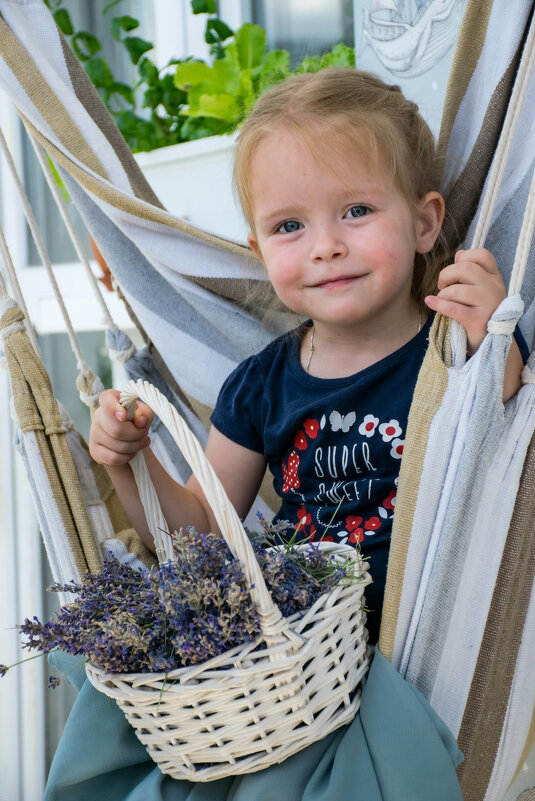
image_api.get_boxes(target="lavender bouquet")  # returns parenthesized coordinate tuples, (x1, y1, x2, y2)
(2, 522, 356, 680)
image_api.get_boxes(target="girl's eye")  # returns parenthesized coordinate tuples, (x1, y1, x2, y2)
(277, 220, 302, 233)
(345, 205, 369, 219)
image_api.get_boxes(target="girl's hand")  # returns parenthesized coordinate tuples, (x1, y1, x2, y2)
(424, 248, 506, 354)
(89, 388, 154, 467)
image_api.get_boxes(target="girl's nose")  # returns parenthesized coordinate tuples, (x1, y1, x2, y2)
(310, 227, 348, 262)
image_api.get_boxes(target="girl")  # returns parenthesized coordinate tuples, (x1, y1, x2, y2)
(90, 69, 523, 644)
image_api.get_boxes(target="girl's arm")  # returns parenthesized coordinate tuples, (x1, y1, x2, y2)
(424, 248, 523, 402)
(90, 390, 266, 551)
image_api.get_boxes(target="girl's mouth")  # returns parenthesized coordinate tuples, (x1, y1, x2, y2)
(312, 274, 363, 289)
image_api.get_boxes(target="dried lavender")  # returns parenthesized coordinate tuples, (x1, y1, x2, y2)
(5, 524, 356, 678)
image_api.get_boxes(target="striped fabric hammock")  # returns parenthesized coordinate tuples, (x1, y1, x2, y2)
(0, 1, 534, 799)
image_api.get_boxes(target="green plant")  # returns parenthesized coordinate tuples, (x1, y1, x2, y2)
(45, 0, 354, 152)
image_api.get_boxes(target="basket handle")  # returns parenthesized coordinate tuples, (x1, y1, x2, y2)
(121, 379, 303, 648)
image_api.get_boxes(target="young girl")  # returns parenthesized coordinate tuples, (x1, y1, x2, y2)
(89, 68, 523, 644)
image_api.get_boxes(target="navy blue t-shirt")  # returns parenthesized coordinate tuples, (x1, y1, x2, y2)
(211, 318, 436, 643)
(211, 317, 528, 643)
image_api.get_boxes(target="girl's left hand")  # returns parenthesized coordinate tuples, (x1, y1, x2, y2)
(424, 248, 506, 354)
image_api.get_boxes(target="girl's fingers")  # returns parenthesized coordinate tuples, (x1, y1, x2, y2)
(98, 430, 149, 455)
(454, 247, 499, 273)
(90, 430, 150, 466)
(437, 261, 502, 291)
(132, 401, 153, 429)
(97, 388, 122, 415)
(438, 248, 500, 290)
(93, 408, 150, 442)
(425, 294, 476, 323)
(97, 389, 153, 428)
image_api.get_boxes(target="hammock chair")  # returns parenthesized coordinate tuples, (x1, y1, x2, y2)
(0, 0, 534, 798)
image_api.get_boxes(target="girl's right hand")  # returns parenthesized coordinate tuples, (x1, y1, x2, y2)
(89, 389, 154, 467)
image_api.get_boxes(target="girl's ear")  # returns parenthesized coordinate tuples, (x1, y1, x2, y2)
(247, 232, 265, 264)
(415, 191, 445, 254)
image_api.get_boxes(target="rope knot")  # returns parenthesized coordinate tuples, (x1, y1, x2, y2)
(0, 320, 26, 341)
(521, 365, 535, 385)
(76, 369, 106, 409)
(106, 326, 136, 365)
(486, 319, 517, 335)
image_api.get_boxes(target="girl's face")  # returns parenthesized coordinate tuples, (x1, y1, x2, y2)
(247, 128, 443, 337)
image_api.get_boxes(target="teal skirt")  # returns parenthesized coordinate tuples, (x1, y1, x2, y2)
(44, 649, 463, 801)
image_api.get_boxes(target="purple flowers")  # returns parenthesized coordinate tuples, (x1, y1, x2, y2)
(7, 525, 354, 678)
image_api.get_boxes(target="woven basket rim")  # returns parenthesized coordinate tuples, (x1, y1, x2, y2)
(86, 543, 370, 683)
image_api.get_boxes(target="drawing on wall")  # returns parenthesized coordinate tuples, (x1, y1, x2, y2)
(363, 0, 465, 77)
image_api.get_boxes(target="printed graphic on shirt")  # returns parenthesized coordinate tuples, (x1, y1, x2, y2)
(279, 410, 402, 545)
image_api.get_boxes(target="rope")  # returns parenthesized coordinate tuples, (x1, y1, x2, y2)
(26, 128, 142, 371)
(0, 183, 41, 355)
(26, 129, 116, 331)
(486, 318, 518, 335)
(509, 164, 535, 297)
(0, 125, 91, 375)
(119, 392, 174, 565)
(0, 124, 106, 408)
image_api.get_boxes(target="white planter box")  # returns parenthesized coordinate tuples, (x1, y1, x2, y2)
(134, 133, 249, 245)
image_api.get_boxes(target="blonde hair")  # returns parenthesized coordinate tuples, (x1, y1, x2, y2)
(233, 68, 451, 305)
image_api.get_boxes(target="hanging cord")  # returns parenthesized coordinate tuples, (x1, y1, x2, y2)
(0, 125, 104, 408)
(0, 128, 41, 355)
(25, 128, 142, 369)
(0, 217, 41, 356)
(471, 10, 535, 254)
(25, 128, 117, 332)
(509, 164, 535, 297)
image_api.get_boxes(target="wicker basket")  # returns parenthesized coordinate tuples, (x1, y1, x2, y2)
(86, 379, 372, 781)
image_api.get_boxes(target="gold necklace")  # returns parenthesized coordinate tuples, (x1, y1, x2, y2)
(305, 325, 315, 373)
(305, 311, 423, 375)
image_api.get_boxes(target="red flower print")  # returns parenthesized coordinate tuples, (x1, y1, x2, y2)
(348, 528, 364, 544)
(390, 438, 405, 460)
(303, 418, 320, 438)
(294, 430, 308, 450)
(379, 419, 402, 442)
(296, 505, 312, 528)
(321, 535, 335, 543)
(282, 450, 300, 492)
(307, 524, 317, 540)
(345, 515, 363, 532)
(358, 414, 379, 438)
(364, 516, 382, 531)
(382, 490, 397, 511)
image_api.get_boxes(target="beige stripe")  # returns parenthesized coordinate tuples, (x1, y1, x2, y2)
(23, 119, 253, 261)
(1, 306, 101, 574)
(1, 306, 64, 435)
(379, 315, 450, 659)
(437, 0, 492, 166)
(35, 430, 88, 576)
(457, 433, 535, 799)
(106, 529, 158, 569)
(0, 15, 107, 181)
(60, 36, 163, 209)
(57, 43, 277, 312)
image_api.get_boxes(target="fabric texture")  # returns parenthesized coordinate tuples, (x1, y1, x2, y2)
(1, 299, 99, 587)
(44, 649, 462, 801)
(0, 0, 534, 797)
